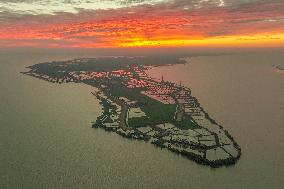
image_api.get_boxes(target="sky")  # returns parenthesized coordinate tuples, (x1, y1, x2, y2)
(0, 0, 284, 48)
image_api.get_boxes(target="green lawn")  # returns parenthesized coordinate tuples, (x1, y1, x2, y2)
(110, 85, 199, 129)
(110, 85, 176, 128)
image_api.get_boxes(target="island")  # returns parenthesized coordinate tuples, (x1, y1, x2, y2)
(22, 56, 241, 168)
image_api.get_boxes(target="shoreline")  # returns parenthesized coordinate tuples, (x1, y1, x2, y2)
(91, 87, 241, 168)
(22, 57, 241, 168)
(88, 65, 241, 168)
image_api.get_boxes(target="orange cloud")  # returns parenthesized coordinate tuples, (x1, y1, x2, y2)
(0, 0, 284, 48)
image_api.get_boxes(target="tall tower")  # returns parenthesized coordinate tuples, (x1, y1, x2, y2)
(161, 75, 164, 83)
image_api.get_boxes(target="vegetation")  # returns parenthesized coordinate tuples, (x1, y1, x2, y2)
(27, 56, 186, 77)
(109, 84, 198, 129)
(26, 56, 199, 130)
(109, 84, 176, 128)
(24, 56, 241, 168)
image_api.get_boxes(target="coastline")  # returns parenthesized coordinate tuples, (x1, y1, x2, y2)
(91, 80, 241, 168)
(22, 57, 241, 168)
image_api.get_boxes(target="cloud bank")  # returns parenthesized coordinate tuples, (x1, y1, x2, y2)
(0, 0, 284, 47)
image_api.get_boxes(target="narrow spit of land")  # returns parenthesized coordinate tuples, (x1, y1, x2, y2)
(22, 56, 241, 168)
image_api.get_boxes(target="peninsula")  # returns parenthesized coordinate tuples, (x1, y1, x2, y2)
(22, 56, 241, 168)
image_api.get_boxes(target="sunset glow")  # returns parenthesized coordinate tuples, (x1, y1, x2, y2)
(1, 0, 284, 48)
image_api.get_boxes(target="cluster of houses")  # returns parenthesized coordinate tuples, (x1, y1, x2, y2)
(110, 70, 133, 78)
(69, 71, 108, 81)
(66, 67, 180, 107)
(67, 68, 150, 89)
(126, 78, 149, 89)
(141, 82, 177, 104)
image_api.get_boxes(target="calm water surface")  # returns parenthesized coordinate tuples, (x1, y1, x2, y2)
(0, 51, 283, 189)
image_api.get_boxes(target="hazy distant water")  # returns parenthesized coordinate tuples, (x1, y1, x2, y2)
(0, 51, 283, 189)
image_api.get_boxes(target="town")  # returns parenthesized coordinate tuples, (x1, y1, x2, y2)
(23, 57, 241, 167)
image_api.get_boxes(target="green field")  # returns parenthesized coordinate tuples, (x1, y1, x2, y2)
(110, 84, 199, 129)
(110, 85, 175, 127)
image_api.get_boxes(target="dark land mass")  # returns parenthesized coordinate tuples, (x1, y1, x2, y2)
(22, 56, 241, 168)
